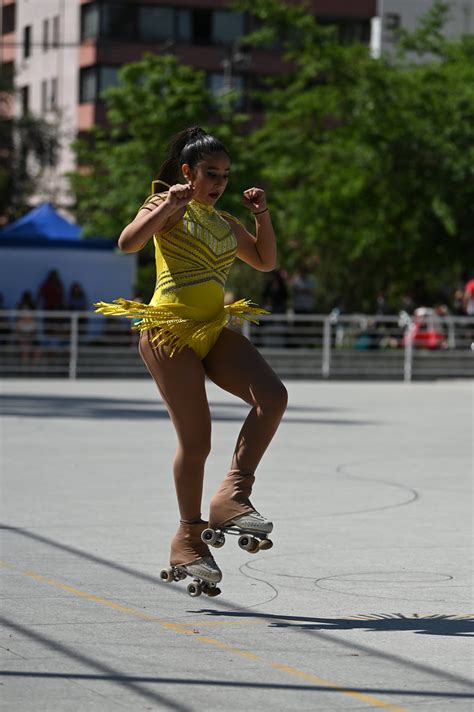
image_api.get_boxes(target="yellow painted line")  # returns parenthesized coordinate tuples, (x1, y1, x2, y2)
(0, 559, 407, 711)
(183, 620, 267, 627)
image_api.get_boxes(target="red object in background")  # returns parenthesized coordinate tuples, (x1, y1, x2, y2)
(404, 308, 447, 350)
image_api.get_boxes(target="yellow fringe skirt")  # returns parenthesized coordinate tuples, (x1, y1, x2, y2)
(94, 298, 268, 359)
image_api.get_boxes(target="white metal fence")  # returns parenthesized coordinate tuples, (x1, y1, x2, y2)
(1, 309, 473, 380)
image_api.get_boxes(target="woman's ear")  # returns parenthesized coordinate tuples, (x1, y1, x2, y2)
(181, 163, 192, 183)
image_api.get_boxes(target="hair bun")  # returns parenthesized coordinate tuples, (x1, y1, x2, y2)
(187, 126, 206, 141)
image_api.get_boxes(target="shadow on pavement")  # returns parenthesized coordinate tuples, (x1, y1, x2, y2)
(196, 609, 474, 637)
(3, 525, 471, 693)
(0, 616, 190, 712)
(1, 665, 473, 700)
(0, 394, 377, 425)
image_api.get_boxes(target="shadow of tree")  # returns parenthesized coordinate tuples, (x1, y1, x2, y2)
(196, 610, 474, 637)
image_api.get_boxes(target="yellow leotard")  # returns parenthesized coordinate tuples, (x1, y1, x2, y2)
(94, 193, 267, 358)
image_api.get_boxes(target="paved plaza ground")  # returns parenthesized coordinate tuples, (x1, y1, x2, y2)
(1, 377, 473, 711)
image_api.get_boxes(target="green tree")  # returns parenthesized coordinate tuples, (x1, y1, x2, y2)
(240, 0, 474, 310)
(70, 53, 263, 300)
(69, 54, 258, 233)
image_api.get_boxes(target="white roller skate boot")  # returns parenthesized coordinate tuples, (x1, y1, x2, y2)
(160, 521, 222, 597)
(205, 471, 274, 553)
(202, 510, 274, 554)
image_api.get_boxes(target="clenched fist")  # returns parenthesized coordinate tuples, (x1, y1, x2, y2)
(164, 183, 195, 210)
(242, 187, 267, 214)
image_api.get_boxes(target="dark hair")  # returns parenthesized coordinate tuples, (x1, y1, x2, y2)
(157, 127, 229, 187)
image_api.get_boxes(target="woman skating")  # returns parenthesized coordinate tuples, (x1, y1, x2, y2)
(95, 127, 287, 596)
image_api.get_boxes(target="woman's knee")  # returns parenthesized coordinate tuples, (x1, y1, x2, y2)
(257, 380, 288, 416)
(177, 432, 212, 463)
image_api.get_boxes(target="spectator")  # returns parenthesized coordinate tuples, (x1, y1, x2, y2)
(37, 269, 66, 341)
(400, 293, 415, 316)
(290, 266, 317, 348)
(0, 292, 11, 344)
(452, 289, 465, 316)
(37, 269, 65, 310)
(291, 266, 316, 314)
(375, 292, 388, 316)
(67, 281, 88, 311)
(15, 291, 41, 366)
(262, 270, 288, 314)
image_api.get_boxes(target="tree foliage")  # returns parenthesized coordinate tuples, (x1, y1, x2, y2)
(69, 2, 474, 310)
(70, 54, 252, 239)
(240, 0, 474, 309)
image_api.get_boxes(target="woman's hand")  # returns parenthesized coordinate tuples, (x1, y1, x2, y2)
(242, 187, 267, 214)
(163, 183, 195, 211)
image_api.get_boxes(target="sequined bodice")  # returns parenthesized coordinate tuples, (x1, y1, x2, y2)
(153, 200, 237, 299)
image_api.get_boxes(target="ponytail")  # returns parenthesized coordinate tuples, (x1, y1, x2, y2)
(156, 126, 229, 187)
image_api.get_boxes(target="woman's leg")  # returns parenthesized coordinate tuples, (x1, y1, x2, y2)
(139, 331, 214, 566)
(203, 327, 288, 527)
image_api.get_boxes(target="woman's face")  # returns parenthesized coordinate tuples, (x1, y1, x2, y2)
(182, 152, 230, 205)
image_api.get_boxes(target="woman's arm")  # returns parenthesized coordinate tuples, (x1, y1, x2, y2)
(118, 184, 194, 253)
(228, 188, 277, 272)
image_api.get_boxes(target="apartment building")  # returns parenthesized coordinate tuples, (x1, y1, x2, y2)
(1, 0, 377, 208)
(371, 0, 474, 58)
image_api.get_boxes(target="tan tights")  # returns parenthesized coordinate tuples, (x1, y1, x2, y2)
(139, 327, 287, 564)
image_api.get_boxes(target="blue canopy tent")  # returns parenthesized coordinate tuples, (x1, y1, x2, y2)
(0, 203, 136, 311)
(0, 202, 82, 241)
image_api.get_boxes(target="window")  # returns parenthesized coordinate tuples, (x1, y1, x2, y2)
(138, 6, 173, 42)
(177, 10, 192, 42)
(52, 15, 60, 48)
(80, 67, 97, 103)
(385, 13, 401, 33)
(99, 66, 119, 96)
(23, 25, 31, 58)
(212, 11, 245, 46)
(20, 85, 30, 115)
(79, 65, 119, 103)
(208, 72, 244, 108)
(41, 80, 48, 113)
(2, 4, 16, 35)
(51, 77, 58, 109)
(339, 20, 370, 45)
(43, 18, 49, 51)
(192, 9, 212, 45)
(102, 3, 138, 40)
(81, 3, 100, 40)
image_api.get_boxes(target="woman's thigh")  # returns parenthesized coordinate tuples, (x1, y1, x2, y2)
(139, 331, 211, 450)
(203, 327, 287, 409)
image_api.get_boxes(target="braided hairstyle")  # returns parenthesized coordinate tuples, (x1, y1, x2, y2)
(157, 127, 229, 187)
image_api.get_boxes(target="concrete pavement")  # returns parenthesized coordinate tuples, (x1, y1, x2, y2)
(1, 377, 473, 711)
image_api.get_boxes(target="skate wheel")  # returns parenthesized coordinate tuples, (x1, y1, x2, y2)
(201, 528, 219, 546)
(160, 567, 174, 583)
(187, 581, 202, 597)
(213, 534, 225, 549)
(238, 535, 259, 553)
(206, 586, 221, 597)
(258, 538, 273, 551)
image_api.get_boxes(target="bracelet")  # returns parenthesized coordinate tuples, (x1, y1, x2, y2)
(253, 208, 269, 216)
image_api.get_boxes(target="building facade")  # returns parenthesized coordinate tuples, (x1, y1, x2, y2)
(2, 0, 378, 209)
(371, 0, 474, 58)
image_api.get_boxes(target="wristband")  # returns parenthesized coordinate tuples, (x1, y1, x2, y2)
(253, 208, 269, 215)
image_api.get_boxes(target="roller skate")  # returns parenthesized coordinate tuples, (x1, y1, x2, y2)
(202, 510, 273, 554)
(203, 471, 274, 554)
(160, 520, 222, 598)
